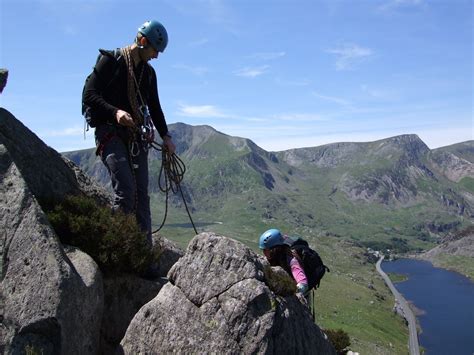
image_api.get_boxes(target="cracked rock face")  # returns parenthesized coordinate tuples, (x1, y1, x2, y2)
(0, 108, 112, 209)
(0, 145, 103, 355)
(120, 233, 335, 354)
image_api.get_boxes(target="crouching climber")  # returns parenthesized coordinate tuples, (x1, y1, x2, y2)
(259, 228, 330, 314)
(259, 229, 310, 301)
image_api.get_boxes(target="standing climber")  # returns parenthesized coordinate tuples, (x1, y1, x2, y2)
(82, 20, 176, 257)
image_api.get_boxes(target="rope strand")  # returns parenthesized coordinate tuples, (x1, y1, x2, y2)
(121, 47, 197, 236)
(150, 141, 198, 235)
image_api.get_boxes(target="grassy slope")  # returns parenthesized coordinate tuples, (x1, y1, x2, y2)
(458, 176, 474, 194)
(313, 237, 408, 355)
(427, 254, 474, 281)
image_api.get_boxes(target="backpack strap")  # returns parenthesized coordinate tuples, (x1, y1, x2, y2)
(97, 48, 123, 89)
(82, 48, 123, 130)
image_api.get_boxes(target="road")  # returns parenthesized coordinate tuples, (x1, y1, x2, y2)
(376, 255, 420, 355)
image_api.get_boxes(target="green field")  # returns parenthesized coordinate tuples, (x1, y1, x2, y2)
(387, 272, 409, 283)
(428, 254, 474, 281)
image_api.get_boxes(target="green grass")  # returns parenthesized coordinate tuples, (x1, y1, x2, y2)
(458, 177, 474, 194)
(313, 237, 408, 355)
(429, 254, 474, 281)
(388, 273, 408, 283)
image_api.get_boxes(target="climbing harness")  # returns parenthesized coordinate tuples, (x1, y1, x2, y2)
(95, 131, 116, 157)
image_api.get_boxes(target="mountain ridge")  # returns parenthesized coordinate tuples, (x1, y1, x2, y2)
(64, 122, 473, 251)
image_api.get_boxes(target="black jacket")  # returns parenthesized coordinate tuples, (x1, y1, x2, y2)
(83, 49, 169, 138)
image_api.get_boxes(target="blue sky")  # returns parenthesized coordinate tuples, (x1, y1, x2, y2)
(1, 0, 472, 152)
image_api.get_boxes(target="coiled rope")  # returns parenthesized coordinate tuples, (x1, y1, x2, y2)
(149, 141, 198, 235)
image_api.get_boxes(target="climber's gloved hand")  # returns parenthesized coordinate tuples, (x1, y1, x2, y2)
(296, 283, 309, 296)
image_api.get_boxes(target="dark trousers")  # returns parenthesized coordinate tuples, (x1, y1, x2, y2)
(95, 124, 152, 248)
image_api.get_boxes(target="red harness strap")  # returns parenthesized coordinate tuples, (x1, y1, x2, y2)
(95, 132, 117, 156)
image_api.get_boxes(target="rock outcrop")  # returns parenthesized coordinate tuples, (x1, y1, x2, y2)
(99, 235, 181, 353)
(100, 276, 166, 354)
(0, 111, 182, 354)
(0, 69, 8, 93)
(0, 145, 104, 354)
(120, 233, 335, 354)
(0, 108, 111, 208)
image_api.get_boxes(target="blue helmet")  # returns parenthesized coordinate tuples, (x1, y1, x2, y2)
(259, 229, 285, 250)
(138, 20, 168, 53)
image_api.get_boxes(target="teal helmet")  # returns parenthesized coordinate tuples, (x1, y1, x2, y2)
(259, 229, 284, 250)
(138, 20, 168, 52)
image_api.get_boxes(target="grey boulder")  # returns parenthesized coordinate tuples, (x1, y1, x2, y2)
(0, 145, 103, 355)
(120, 232, 335, 354)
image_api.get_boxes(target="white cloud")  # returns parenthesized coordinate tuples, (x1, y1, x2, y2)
(312, 92, 351, 106)
(360, 85, 400, 101)
(189, 38, 210, 47)
(275, 77, 311, 86)
(169, 0, 238, 32)
(176, 104, 229, 118)
(244, 117, 271, 123)
(172, 64, 209, 76)
(378, 0, 425, 12)
(63, 25, 78, 36)
(42, 126, 84, 137)
(248, 52, 286, 61)
(234, 65, 269, 78)
(326, 44, 373, 70)
(417, 126, 473, 149)
(394, 0, 423, 4)
(272, 113, 328, 122)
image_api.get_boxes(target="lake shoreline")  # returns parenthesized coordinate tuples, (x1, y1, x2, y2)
(409, 253, 474, 282)
(381, 257, 474, 355)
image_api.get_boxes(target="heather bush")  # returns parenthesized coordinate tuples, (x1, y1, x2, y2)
(47, 195, 158, 275)
(324, 328, 351, 354)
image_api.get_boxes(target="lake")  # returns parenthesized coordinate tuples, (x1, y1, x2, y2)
(381, 258, 474, 355)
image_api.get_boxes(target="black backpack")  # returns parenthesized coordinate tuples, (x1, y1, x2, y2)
(289, 238, 330, 290)
(81, 49, 123, 128)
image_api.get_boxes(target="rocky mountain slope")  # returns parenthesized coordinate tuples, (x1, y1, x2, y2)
(417, 226, 474, 280)
(422, 226, 474, 258)
(64, 123, 473, 251)
(429, 142, 474, 182)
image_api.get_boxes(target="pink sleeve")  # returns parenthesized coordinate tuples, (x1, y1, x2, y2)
(289, 257, 308, 285)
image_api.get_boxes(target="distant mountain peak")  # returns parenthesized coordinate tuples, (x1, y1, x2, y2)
(378, 133, 429, 150)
